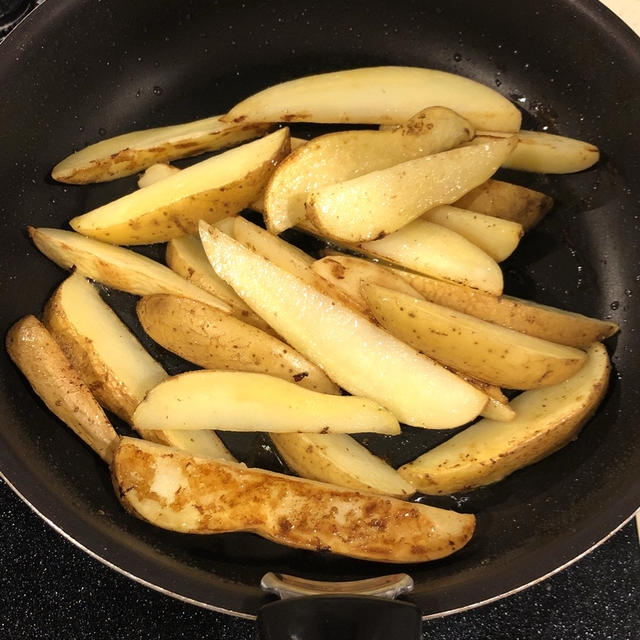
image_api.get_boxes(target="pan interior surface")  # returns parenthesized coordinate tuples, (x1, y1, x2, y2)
(0, 0, 638, 618)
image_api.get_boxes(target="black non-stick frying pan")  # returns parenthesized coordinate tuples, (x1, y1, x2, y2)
(1, 0, 639, 635)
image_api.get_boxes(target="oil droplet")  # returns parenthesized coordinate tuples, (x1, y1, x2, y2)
(625, 289, 632, 298)
(610, 300, 619, 310)
(453, 52, 462, 62)
(153, 86, 163, 96)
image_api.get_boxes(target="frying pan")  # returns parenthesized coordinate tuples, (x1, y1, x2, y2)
(1, 0, 639, 635)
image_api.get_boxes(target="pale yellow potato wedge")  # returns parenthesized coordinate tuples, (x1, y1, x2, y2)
(113, 437, 475, 562)
(43, 273, 234, 461)
(29, 227, 230, 312)
(363, 283, 587, 389)
(271, 433, 415, 498)
(44, 272, 166, 422)
(478, 129, 600, 174)
(52, 115, 271, 184)
(69, 128, 290, 245)
(223, 66, 521, 132)
(232, 217, 366, 314)
(133, 370, 400, 435)
(264, 106, 474, 234)
(304, 256, 514, 420)
(422, 205, 523, 262)
(454, 178, 554, 231)
(462, 377, 515, 422)
(165, 232, 272, 332)
(137, 163, 181, 188)
(136, 294, 339, 394)
(311, 254, 425, 309)
(394, 273, 619, 348)
(398, 343, 610, 494)
(199, 222, 487, 429)
(357, 218, 504, 295)
(306, 136, 517, 243)
(6, 315, 118, 463)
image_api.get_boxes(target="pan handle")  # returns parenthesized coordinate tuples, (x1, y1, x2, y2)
(257, 572, 421, 640)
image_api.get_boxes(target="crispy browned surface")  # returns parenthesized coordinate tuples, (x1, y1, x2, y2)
(454, 178, 553, 230)
(113, 438, 475, 563)
(6, 315, 118, 462)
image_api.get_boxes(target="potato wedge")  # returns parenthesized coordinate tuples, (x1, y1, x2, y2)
(356, 218, 504, 295)
(232, 217, 366, 315)
(43, 273, 234, 461)
(29, 227, 230, 312)
(199, 222, 487, 429)
(398, 342, 610, 494)
(478, 129, 600, 174)
(422, 205, 523, 262)
(463, 378, 515, 422)
(264, 106, 474, 234)
(306, 136, 517, 243)
(394, 273, 619, 348)
(136, 294, 339, 394)
(52, 115, 271, 183)
(363, 283, 587, 389)
(454, 178, 554, 230)
(113, 437, 475, 562)
(165, 232, 272, 332)
(223, 66, 521, 132)
(137, 163, 181, 188)
(311, 254, 425, 309)
(6, 315, 118, 463)
(69, 128, 290, 245)
(133, 370, 400, 435)
(270, 433, 415, 498)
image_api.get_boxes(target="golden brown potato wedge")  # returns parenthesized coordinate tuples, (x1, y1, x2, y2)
(113, 437, 475, 562)
(43, 273, 234, 462)
(136, 294, 339, 394)
(29, 227, 230, 312)
(422, 205, 523, 262)
(453, 178, 554, 230)
(223, 66, 521, 132)
(363, 283, 587, 389)
(356, 218, 504, 295)
(270, 433, 415, 498)
(199, 222, 487, 429)
(393, 273, 619, 348)
(398, 342, 610, 494)
(6, 315, 118, 463)
(263, 106, 474, 234)
(132, 370, 400, 435)
(69, 128, 290, 245)
(165, 232, 272, 332)
(478, 129, 600, 174)
(52, 115, 272, 183)
(305, 136, 517, 243)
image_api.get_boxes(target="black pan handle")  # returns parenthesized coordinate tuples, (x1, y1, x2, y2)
(257, 594, 422, 640)
(257, 572, 421, 640)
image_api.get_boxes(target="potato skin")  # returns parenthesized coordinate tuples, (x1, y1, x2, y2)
(6, 315, 118, 463)
(136, 294, 340, 394)
(113, 437, 475, 563)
